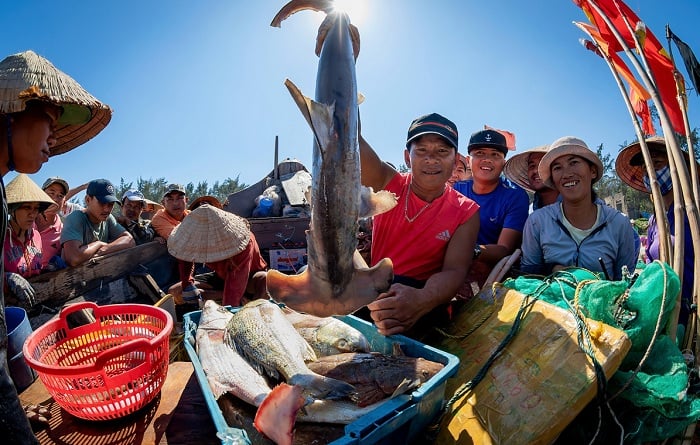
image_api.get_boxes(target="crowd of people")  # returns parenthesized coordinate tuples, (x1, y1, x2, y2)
(0, 48, 691, 442)
(356, 112, 677, 343)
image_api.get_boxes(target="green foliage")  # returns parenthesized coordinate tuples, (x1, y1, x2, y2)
(114, 176, 248, 204)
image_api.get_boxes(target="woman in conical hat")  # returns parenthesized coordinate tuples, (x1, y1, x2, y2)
(4, 174, 56, 279)
(168, 204, 268, 307)
(0, 50, 111, 441)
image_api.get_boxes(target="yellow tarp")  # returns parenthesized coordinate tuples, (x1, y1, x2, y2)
(435, 285, 631, 444)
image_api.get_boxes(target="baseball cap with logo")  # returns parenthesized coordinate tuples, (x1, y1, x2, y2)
(86, 179, 119, 204)
(467, 129, 509, 155)
(122, 189, 146, 204)
(163, 183, 186, 199)
(405, 113, 458, 150)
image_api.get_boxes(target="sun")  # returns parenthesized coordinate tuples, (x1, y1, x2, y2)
(332, 0, 369, 26)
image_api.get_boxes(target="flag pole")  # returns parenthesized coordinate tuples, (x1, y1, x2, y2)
(584, 0, 700, 344)
(665, 24, 700, 202)
(575, 23, 671, 264)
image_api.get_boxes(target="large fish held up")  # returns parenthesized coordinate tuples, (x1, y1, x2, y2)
(268, 0, 398, 317)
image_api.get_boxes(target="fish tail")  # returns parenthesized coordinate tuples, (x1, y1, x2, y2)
(254, 383, 306, 445)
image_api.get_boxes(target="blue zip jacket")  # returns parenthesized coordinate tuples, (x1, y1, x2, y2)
(521, 203, 639, 280)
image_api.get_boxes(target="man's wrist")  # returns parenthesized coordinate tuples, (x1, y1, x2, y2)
(473, 245, 482, 260)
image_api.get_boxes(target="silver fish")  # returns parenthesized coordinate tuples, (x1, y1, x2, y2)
(282, 306, 371, 357)
(225, 299, 354, 399)
(196, 299, 271, 406)
(267, 0, 398, 317)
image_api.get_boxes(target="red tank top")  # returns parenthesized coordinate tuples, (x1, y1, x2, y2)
(371, 173, 479, 280)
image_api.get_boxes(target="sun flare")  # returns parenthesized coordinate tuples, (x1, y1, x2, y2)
(332, 0, 369, 26)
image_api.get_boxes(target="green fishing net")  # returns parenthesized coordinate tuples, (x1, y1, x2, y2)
(503, 261, 700, 443)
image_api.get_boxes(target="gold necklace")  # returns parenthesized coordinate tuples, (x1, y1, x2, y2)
(404, 187, 432, 223)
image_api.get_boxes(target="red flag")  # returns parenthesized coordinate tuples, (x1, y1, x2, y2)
(631, 88, 655, 135)
(484, 125, 516, 151)
(573, 0, 686, 135)
(576, 21, 655, 135)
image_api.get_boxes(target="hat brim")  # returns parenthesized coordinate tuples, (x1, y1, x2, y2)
(538, 145, 604, 190)
(614, 137, 680, 192)
(168, 205, 251, 263)
(42, 178, 69, 194)
(0, 51, 112, 157)
(467, 142, 508, 155)
(503, 146, 549, 192)
(6, 174, 58, 210)
(96, 195, 120, 204)
(406, 130, 458, 150)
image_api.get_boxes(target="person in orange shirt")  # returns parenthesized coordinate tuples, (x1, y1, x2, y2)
(150, 184, 201, 303)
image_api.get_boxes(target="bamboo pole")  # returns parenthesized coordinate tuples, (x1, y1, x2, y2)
(575, 22, 671, 264)
(585, 0, 700, 343)
(665, 25, 700, 354)
(666, 25, 700, 206)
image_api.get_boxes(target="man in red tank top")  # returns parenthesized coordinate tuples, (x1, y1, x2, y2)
(359, 113, 480, 340)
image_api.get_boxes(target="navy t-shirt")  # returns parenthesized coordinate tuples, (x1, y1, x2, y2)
(454, 178, 529, 245)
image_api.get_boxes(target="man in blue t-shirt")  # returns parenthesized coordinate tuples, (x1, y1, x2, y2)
(454, 129, 529, 290)
(61, 179, 135, 266)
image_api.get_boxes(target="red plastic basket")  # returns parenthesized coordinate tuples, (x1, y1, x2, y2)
(23, 301, 173, 421)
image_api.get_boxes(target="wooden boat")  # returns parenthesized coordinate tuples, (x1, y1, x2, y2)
(9, 241, 176, 329)
(223, 153, 311, 268)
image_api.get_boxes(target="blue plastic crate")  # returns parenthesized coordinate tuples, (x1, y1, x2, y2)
(183, 306, 459, 444)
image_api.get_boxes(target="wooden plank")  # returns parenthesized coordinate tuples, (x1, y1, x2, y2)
(19, 361, 219, 445)
(19, 242, 168, 308)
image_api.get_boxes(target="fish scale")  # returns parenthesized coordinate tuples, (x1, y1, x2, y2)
(225, 299, 355, 400)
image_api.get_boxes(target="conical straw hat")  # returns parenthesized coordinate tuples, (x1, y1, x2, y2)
(614, 136, 691, 193)
(0, 50, 112, 156)
(6, 173, 57, 212)
(168, 204, 251, 263)
(503, 144, 549, 192)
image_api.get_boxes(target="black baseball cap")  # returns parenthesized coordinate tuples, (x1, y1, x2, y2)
(467, 129, 508, 155)
(406, 113, 458, 150)
(86, 179, 119, 204)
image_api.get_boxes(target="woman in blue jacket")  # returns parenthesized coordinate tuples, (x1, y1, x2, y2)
(520, 136, 638, 280)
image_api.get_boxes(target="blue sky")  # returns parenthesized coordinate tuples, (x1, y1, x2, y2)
(2, 0, 699, 197)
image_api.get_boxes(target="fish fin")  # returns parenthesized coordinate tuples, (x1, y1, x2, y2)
(359, 186, 398, 218)
(283, 79, 335, 159)
(315, 15, 332, 56)
(254, 383, 305, 445)
(269, 257, 393, 317)
(349, 23, 361, 60)
(390, 378, 421, 399)
(290, 373, 355, 400)
(270, 0, 334, 28)
(357, 92, 365, 105)
(314, 14, 360, 59)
